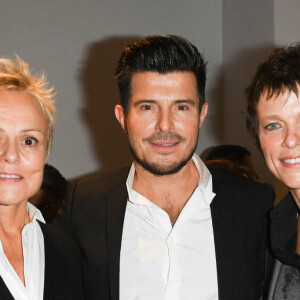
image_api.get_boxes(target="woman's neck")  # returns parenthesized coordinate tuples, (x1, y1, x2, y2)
(0, 201, 30, 235)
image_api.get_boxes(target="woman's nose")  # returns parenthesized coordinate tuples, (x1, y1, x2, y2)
(0, 141, 20, 164)
(283, 128, 300, 149)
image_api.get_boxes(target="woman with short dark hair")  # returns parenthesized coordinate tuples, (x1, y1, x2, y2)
(246, 43, 300, 299)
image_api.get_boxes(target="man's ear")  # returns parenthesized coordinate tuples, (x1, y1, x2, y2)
(199, 102, 208, 129)
(115, 105, 126, 131)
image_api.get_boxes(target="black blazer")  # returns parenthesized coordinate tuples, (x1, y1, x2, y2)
(54, 165, 274, 300)
(266, 192, 300, 299)
(266, 259, 282, 300)
(0, 222, 85, 300)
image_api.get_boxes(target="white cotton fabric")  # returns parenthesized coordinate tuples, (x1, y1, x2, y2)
(120, 154, 218, 300)
(0, 202, 45, 300)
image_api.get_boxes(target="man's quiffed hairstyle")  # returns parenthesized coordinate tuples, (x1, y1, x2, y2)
(0, 56, 56, 154)
(246, 43, 300, 148)
(115, 35, 207, 112)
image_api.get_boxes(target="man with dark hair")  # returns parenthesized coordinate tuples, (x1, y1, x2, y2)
(55, 35, 274, 300)
(115, 35, 207, 112)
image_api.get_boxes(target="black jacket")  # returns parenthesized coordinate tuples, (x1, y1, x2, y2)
(54, 165, 274, 300)
(0, 222, 85, 300)
(267, 192, 300, 299)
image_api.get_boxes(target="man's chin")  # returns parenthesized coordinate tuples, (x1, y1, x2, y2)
(135, 159, 191, 176)
(129, 143, 196, 176)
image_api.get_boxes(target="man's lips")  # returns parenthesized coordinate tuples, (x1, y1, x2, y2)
(143, 132, 185, 152)
(150, 140, 180, 147)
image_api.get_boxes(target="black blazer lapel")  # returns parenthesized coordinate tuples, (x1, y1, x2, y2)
(0, 276, 14, 300)
(208, 165, 274, 300)
(209, 166, 234, 300)
(211, 194, 234, 300)
(106, 169, 129, 300)
(38, 222, 55, 300)
(266, 259, 282, 300)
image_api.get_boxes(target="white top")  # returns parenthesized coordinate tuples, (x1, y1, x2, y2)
(0, 202, 45, 300)
(120, 154, 218, 300)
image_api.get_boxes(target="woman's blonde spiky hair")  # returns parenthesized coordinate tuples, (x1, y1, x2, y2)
(0, 56, 56, 155)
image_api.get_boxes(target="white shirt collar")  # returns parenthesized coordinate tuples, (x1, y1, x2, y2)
(192, 153, 212, 191)
(126, 153, 214, 206)
(0, 201, 45, 300)
(27, 202, 45, 223)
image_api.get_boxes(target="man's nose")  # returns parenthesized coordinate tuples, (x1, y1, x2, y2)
(155, 109, 174, 132)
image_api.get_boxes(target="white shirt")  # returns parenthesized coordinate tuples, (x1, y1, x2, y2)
(120, 154, 218, 300)
(0, 202, 45, 300)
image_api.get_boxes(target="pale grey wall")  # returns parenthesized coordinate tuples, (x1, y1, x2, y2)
(0, 0, 222, 179)
(1, 1, 298, 184)
(222, 0, 275, 183)
(275, 0, 300, 46)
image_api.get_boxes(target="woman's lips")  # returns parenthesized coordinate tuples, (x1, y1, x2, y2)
(0, 173, 23, 182)
(280, 157, 300, 167)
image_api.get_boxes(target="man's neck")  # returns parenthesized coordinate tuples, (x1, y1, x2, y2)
(132, 159, 200, 225)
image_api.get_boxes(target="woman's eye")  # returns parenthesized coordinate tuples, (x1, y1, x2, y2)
(24, 137, 38, 146)
(265, 123, 280, 131)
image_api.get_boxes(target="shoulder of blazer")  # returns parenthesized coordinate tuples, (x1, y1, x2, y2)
(53, 166, 130, 232)
(207, 165, 275, 211)
(71, 166, 130, 200)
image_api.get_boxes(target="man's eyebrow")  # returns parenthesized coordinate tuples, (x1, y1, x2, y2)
(174, 99, 196, 106)
(132, 99, 197, 108)
(133, 100, 156, 107)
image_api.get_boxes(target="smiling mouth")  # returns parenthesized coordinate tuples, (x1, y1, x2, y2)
(153, 142, 179, 146)
(282, 158, 300, 164)
(0, 174, 22, 179)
